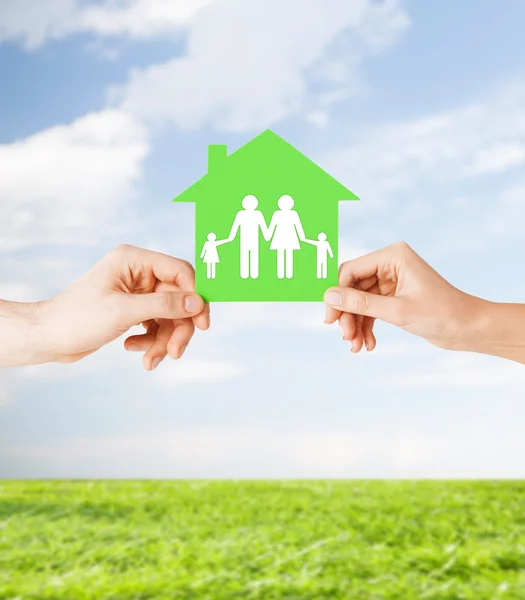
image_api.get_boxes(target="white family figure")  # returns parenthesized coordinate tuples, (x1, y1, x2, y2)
(201, 194, 332, 280)
(305, 232, 333, 279)
(200, 232, 228, 279)
(227, 195, 269, 279)
(267, 195, 306, 279)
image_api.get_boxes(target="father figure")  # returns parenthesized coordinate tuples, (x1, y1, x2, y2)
(227, 195, 269, 279)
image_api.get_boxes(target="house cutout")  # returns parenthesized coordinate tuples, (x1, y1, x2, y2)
(173, 129, 359, 302)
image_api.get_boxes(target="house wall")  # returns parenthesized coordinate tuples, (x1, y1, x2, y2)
(194, 158, 341, 302)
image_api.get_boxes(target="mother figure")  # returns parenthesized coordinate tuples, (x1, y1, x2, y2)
(267, 195, 306, 279)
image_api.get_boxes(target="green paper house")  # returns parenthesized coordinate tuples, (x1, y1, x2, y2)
(173, 130, 359, 302)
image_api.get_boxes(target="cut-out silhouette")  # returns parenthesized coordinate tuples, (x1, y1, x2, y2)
(267, 195, 306, 279)
(200, 196, 333, 282)
(200, 233, 228, 279)
(226, 195, 270, 279)
(173, 129, 360, 302)
(305, 232, 333, 279)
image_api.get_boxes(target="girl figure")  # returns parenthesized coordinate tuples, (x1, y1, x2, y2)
(200, 233, 228, 279)
(267, 195, 306, 279)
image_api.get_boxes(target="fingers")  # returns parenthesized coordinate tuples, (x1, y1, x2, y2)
(324, 287, 404, 326)
(325, 304, 341, 325)
(154, 279, 209, 331)
(326, 243, 418, 352)
(143, 319, 173, 371)
(361, 281, 380, 352)
(167, 320, 195, 359)
(124, 318, 194, 368)
(339, 312, 355, 341)
(362, 316, 377, 351)
(125, 321, 158, 354)
(110, 245, 196, 292)
(124, 320, 159, 351)
(351, 316, 364, 353)
(108, 246, 209, 338)
(326, 252, 383, 329)
(124, 331, 158, 352)
(338, 241, 411, 287)
(193, 302, 211, 331)
(337, 311, 376, 353)
(121, 291, 204, 326)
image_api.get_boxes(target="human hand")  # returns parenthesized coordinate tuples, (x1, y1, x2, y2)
(34, 245, 209, 370)
(324, 242, 485, 354)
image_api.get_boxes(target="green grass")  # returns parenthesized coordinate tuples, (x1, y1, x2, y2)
(2, 481, 525, 599)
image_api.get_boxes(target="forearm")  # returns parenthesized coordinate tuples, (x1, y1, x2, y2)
(468, 300, 525, 364)
(0, 300, 50, 367)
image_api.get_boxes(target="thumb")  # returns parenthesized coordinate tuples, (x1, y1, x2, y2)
(121, 291, 204, 324)
(324, 287, 404, 326)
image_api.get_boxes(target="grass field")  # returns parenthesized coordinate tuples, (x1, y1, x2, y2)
(2, 481, 525, 599)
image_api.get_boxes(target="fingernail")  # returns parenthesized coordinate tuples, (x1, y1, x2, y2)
(325, 291, 343, 306)
(151, 357, 162, 370)
(185, 294, 202, 313)
(127, 343, 140, 352)
(364, 340, 369, 351)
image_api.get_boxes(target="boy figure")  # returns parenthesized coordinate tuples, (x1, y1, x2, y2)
(305, 233, 333, 279)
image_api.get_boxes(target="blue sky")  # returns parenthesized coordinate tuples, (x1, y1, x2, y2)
(1, 0, 525, 478)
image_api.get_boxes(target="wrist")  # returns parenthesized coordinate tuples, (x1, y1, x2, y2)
(462, 298, 525, 363)
(0, 300, 53, 367)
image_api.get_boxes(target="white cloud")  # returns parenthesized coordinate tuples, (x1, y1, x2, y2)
(388, 353, 525, 388)
(323, 81, 525, 256)
(0, 282, 36, 303)
(74, 0, 213, 39)
(0, 378, 9, 404)
(306, 111, 330, 128)
(205, 302, 329, 337)
(0, 256, 85, 307)
(406, 177, 525, 258)
(463, 142, 525, 177)
(338, 240, 371, 263)
(18, 335, 244, 387)
(0, 0, 75, 50)
(6, 426, 525, 478)
(0, 109, 149, 251)
(117, 0, 409, 131)
(501, 183, 525, 205)
(327, 84, 525, 203)
(20, 336, 141, 381)
(0, 0, 212, 49)
(476, 181, 525, 238)
(154, 359, 244, 387)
